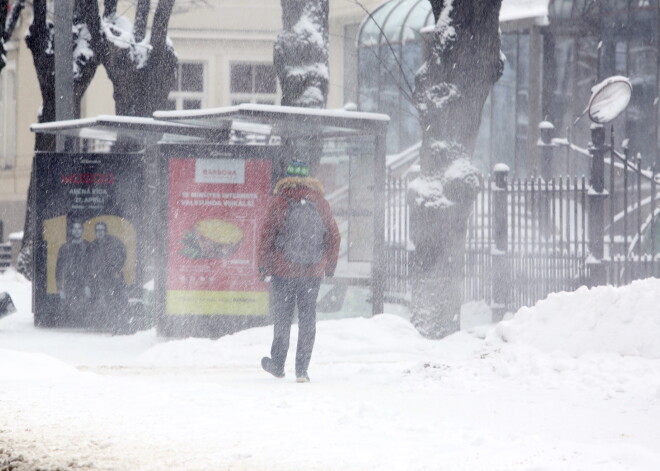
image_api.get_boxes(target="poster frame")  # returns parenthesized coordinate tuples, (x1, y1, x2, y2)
(156, 142, 280, 338)
(33, 151, 147, 331)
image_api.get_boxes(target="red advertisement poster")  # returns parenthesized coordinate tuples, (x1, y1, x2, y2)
(166, 157, 271, 316)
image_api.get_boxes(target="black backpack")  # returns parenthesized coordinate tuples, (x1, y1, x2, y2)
(276, 197, 327, 265)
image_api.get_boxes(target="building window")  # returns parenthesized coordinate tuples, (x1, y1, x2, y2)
(0, 68, 16, 170)
(166, 62, 205, 111)
(230, 63, 277, 105)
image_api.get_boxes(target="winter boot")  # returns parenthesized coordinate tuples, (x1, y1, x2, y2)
(296, 372, 310, 383)
(261, 357, 285, 378)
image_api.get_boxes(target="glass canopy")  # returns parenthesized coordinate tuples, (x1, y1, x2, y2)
(358, 0, 432, 48)
(357, 0, 432, 153)
(359, 0, 660, 172)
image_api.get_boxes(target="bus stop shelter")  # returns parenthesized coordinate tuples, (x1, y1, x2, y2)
(31, 104, 389, 337)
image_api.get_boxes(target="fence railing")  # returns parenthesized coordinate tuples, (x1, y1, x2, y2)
(482, 172, 591, 315)
(384, 124, 660, 313)
(384, 172, 411, 301)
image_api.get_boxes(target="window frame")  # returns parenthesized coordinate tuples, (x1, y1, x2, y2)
(229, 61, 278, 106)
(167, 61, 207, 111)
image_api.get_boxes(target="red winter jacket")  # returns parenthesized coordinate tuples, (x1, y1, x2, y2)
(258, 176, 340, 278)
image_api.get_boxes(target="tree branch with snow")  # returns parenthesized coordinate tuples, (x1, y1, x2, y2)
(274, 0, 329, 108)
(96, 0, 177, 118)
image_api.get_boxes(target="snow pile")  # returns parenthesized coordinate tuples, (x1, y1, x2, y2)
(137, 314, 455, 375)
(0, 349, 81, 381)
(0, 269, 31, 314)
(493, 278, 660, 358)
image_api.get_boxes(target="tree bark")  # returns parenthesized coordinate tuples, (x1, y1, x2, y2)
(274, 0, 329, 108)
(16, 0, 178, 280)
(273, 0, 329, 180)
(17, 0, 102, 280)
(0, 0, 27, 73)
(96, 0, 177, 121)
(409, 0, 503, 338)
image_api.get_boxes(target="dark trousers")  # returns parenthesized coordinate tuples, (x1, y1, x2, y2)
(270, 275, 322, 376)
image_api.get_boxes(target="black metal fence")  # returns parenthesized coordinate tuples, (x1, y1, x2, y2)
(384, 125, 660, 313)
(476, 173, 591, 314)
(384, 172, 411, 302)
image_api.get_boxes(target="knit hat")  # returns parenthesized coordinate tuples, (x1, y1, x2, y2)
(286, 160, 310, 177)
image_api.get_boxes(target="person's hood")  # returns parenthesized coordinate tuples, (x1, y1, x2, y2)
(274, 176, 324, 195)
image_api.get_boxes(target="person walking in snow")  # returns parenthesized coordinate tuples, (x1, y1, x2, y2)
(258, 160, 340, 383)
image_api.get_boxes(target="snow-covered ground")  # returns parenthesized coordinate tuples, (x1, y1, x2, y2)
(1, 268, 660, 471)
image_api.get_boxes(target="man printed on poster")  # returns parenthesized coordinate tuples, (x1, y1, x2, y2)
(90, 221, 128, 316)
(56, 219, 92, 317)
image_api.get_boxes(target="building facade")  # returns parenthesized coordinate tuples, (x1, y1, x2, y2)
(2, 0, 658, 237)
(0, 0, 384, 236)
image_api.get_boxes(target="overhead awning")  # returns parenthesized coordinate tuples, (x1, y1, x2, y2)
(30, 115, 230, 143)
(30, 106, 390, 144)
(153, 104, 390, 140)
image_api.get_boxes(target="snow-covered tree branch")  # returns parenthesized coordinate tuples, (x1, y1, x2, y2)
(92, 0, 177, 117)
(274, 0, 329, 108)
(18, 0, 179, 280)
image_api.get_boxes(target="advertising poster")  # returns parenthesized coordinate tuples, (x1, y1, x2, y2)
(34, 153, 145, 329)
(166, 157, 271, 317)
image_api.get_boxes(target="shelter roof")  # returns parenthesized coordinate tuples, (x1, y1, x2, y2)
(30, 105, 389, 144)
(153, 104, 390, 139)
(29, 115, 227, 143)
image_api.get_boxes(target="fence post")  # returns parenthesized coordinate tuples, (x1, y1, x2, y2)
(491, 163, 510, 321)
(538, 121, 555, 180)
(587, 124, 608, 287)
(538, 121, 555, 238)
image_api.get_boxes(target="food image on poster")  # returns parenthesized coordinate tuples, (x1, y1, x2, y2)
(180, 219, 244, 259)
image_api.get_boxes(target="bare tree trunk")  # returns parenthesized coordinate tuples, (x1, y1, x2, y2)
(273, 0, 329, 180)
(0, 1, 27, 73)
(16, 0, 178, 280)
(409, 0, 503, 338)
(17, 0, 100, 280)
(92, 0, 177, 120)
(274, 0, 329, 108)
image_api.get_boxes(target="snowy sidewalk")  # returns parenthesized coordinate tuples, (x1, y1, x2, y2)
(1, 270, 660, 471)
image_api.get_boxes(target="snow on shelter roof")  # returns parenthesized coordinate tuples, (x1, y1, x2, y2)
(500, 0, 550, 27)
(30, 115, 226, 143)
(153, 104, 390, 139)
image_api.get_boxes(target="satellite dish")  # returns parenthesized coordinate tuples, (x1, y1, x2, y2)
(588, 76, 632, 124)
